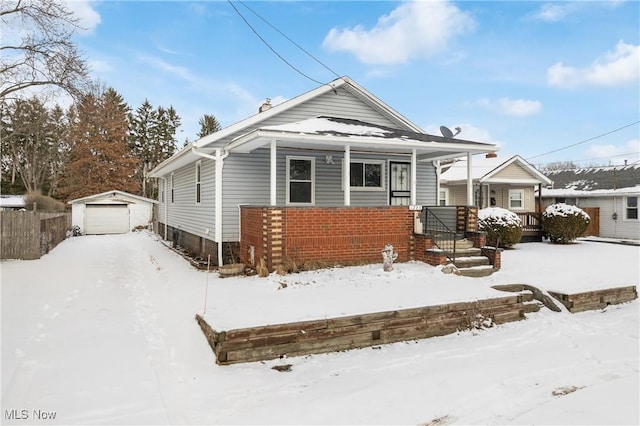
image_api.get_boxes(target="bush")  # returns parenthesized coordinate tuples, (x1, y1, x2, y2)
(542, 203, 590, 244)
(24, 191, 66, 212)
(478, 207, 523, 248)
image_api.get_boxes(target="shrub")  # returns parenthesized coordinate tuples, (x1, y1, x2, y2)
(478, 207, 523, 248)
(542, 203, 590, 244)
(24, 191, 66, 212)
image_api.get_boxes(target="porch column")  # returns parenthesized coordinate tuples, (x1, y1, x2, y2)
(411, 149, 417, 205)
(344, 144, 351, 206)
(270, 139, 277, 206)
(466, 152, 473, 206)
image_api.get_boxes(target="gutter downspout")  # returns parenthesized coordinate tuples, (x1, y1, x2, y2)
(191, 147, 230, 267)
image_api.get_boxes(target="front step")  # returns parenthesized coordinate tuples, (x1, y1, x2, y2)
(437, 238, 474, 251)
(455, 264, 497, 277)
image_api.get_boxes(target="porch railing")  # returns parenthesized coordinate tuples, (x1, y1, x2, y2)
(515, 212, 542, 236)
(422, 207, 457, 262)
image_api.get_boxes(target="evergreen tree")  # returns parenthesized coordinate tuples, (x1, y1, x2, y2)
(128, 102, 180, 198)
(0, 96, 67, 194)
(58, 87, 139, 201)
(197, 114, 221, 138)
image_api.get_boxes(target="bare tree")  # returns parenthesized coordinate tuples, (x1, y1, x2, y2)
(0, 0, 91, 101)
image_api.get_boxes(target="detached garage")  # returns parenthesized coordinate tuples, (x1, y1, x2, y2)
(69, 190, 157, 235)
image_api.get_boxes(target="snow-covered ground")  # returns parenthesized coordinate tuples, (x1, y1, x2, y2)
(1, 231, 638, 425)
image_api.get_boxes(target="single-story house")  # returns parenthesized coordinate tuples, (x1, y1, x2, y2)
(149, 76, 500, 270)
(68, 190, 157, 235)
(0, 195, 26, 211)
(439, 154, 553, 241)
(539, 164, 640, 240)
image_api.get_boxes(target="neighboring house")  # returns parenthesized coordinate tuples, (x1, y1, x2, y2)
(540, 164, 640, 240)
(68, 190, 157, 235)
(149, 76, 498, 269)
(0, 195, 25, 211)
(439, 154, 553, 241)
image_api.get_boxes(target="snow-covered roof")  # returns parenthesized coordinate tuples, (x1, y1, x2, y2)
(441, 154, 552, 185)
(545, 164, 640, 191)
(540, 186, 640, 198)
(0, 195, 25, 208)
(226, 116, 497, 162)
(68, 190, 158, 205)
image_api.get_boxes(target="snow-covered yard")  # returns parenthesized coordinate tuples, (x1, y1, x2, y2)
(1, 231, 638, 425)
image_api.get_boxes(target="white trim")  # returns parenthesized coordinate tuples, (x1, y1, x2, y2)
(67, 189, 158, 205)
(286, 156, 315, 206)
(411, 149, 417, 205)
(270, 140, 277, 206)
(509, 188, 525, 210)
(344, 145, 350, 206)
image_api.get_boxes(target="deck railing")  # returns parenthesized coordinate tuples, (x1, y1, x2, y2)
(515, 212, 542, 236)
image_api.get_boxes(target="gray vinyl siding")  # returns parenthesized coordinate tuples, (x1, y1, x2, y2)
(575, 196, 640, 240)
(221, 149, 436, 240)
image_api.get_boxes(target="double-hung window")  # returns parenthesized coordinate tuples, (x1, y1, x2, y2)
(287, 156, 314, 205)
(195, 161, 202, 204)
(626, 196, 638, 220)
(170, 173, 175, 203)
(508, 189, 524, 210)
(350, 160, 383, 190)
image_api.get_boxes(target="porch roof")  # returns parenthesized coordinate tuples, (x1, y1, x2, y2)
(226, 116, 498, 161)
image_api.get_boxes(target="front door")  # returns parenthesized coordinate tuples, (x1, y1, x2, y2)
(389, 161, 411, 206)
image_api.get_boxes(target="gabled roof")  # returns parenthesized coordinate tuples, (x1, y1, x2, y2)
(67, 190, 158, 205)
(440, 155, 553, 185)
(545, 164, 640, 190)
(195, 76, 424, 149)
(149, 76, 498, 176)
(226, 116, 497, 161)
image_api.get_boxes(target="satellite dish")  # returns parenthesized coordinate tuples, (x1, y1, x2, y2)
(440, 126, 454, 138)
(440, 125, 462, 138)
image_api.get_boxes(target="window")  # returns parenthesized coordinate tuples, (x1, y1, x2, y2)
(286, 156, 314, 205)
(160, 180, 164, 203)
(626, 196, 638, 220)
(170, 173, 175, 203)
(438, 188, 449, 206)
(508, 189, 524, 210)
(350, 160, 383, 189)
(195, 161, 201, 204)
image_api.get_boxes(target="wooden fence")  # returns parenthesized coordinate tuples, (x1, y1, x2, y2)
(1, 211, 71, 260)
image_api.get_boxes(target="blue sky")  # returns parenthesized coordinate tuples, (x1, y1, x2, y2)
(69, 0, 639, 168)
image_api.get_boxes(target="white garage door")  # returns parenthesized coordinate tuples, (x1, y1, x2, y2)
(85, 204, 130, 234)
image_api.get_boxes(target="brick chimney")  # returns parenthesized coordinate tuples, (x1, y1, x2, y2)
(258, 98, 272, 113)
(486, 152, 498, 158)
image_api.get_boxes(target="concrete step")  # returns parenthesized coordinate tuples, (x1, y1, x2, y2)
(443, 247, 482, 258)
(456, 265, 497, 277)
(453, 255, 490, 268)
(437, 238, 475, 251)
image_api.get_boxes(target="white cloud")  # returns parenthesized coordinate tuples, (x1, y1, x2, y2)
(532, 3, 576, 22)
(65, 0, 101, 35)
(585, 139, 640, 165)
(476, 97, 542, 116)
(548, 40, 640, 88)
(322, 0, 475, 65)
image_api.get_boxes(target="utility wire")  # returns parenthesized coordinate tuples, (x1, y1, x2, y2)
(227, 0, 329, 86)
(526, 120, 640, 161)
(237, 0, 342, 80)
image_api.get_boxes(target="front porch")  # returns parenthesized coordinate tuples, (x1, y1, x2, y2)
(239, 205, 504, 273)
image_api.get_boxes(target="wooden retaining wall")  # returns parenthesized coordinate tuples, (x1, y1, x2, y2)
(196, 294, 531, 365)
(1, 212, 71, 260)
(548, 286, 637, 313)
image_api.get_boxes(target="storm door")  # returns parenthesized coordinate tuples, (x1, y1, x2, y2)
(389, 161, 411, 206)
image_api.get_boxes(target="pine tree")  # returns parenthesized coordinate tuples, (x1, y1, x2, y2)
(58, 87, 139, 201)
(197, 114, 222, 138)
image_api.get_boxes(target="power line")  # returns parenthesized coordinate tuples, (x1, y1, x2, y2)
(526, 120, 640, 161)
(227, 0, 332, 86)
(237, 0, 341, 80)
